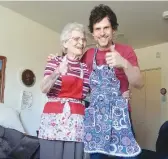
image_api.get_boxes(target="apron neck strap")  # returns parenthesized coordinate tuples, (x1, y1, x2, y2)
(92, 48, 98, 70)
(80, 63, 84, 79)
(92, 46, 116, 73)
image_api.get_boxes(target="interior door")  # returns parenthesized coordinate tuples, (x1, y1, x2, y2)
(144, 69, 161, 151)
(131, 69, 161, 151)
(131, 71, 146, 148)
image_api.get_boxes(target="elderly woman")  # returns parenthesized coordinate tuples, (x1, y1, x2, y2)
(38, 22, 90, 159)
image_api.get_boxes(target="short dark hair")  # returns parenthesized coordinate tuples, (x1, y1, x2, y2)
(88, 4, 119, 33)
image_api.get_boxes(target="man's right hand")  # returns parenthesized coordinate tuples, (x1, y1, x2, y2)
(47, 54, 55, 62)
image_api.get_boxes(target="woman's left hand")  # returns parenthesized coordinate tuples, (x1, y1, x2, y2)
(122, 90, 132, 100)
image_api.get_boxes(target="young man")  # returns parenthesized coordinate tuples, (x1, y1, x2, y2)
(82, 4, 143, 159)
(82, 4, 143, 97)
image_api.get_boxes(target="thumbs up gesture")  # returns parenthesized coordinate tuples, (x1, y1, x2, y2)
(105, 45, 127, 68)
(57, 56, 68, 75)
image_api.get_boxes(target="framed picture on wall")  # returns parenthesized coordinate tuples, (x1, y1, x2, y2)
(0, 56, 7, 103)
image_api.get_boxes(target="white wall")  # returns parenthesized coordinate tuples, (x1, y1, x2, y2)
(0, 5, 60, 136)
(135, 42, 168, 124)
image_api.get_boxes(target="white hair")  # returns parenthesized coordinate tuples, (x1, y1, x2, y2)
(60, 22, 86, 54)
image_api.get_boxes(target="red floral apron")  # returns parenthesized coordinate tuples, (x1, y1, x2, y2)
(38, 59, 85, 142)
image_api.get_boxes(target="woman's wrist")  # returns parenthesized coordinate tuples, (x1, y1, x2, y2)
(51, 67, 61, 80)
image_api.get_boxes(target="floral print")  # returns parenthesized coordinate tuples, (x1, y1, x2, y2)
(38, 102, 84, 142)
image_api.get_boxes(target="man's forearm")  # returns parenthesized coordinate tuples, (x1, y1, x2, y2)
(124, 60, 144, 89)
(41, 69, 60, 93)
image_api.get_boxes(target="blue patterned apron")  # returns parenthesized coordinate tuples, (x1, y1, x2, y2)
(84, 48, 141, 157)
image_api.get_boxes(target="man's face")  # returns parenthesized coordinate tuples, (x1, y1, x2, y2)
(92, 17, 114, 49)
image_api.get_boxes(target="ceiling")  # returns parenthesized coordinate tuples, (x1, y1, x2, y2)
(0, 1, 168, 49)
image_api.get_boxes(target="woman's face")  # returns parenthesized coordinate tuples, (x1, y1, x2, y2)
(64, 30, 86, 57)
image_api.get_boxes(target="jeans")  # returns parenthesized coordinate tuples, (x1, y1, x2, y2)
(90, 153, 106, 159)
(90, 153, 138, 159)
(114, 157, 138, 159)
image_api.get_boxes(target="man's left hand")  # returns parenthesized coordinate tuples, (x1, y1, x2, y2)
(122, 90, 132, 101)
(105, 46, 127, 68)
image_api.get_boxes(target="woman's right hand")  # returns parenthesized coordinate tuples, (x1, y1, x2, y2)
(47, 54, 68, 75)
(41, 55, 68, 93)
(56, 57, 68, 76)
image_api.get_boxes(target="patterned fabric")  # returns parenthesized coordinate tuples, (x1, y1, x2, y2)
(38, 101, 84, 142)
(39, 57, 90, 142)
(44, 56, 90, 99)
(84, 48, 141, 157)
